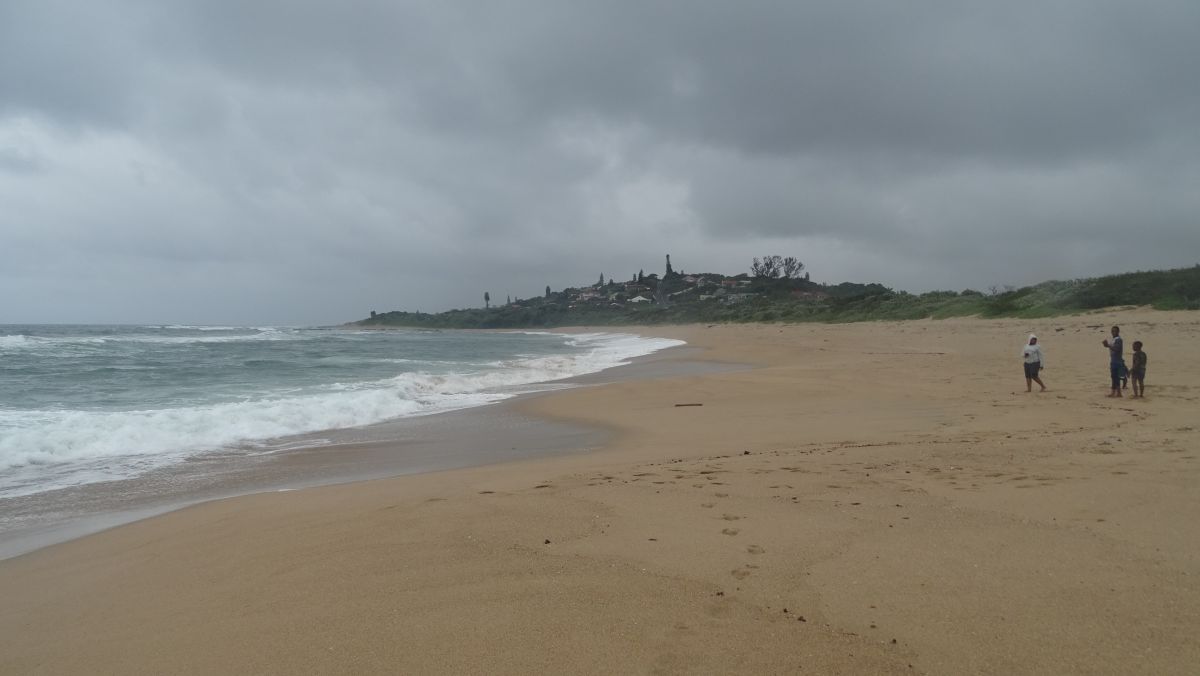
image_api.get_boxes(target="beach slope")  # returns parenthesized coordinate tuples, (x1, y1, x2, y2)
(2, 311, 1198, 674)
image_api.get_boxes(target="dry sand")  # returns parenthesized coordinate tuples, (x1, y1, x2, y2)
(2, 310, 1198, 674)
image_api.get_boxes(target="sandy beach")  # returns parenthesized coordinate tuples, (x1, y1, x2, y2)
(2, 310, 1198, 674)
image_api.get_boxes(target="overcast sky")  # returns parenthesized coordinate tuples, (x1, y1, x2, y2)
(2, 1, 1198, 325)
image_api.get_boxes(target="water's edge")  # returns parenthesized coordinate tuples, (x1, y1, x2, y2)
(0, 344, 742, 561)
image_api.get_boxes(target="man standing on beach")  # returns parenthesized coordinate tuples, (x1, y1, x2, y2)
(1101, 326, 1124, 397)
(1022, 334, 1047, 392)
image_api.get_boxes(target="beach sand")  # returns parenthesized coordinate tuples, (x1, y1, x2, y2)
(2, 310, 1198, 674)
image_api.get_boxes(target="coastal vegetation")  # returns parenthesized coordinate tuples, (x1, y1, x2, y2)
(357, 261, 1200, 329)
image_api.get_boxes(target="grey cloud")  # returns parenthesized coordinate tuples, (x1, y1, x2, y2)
(0, 1, 150, 129)
(9, 1, 1200, 160)
(439, 2, 1200, 163)
(2, 1, 1199, 324)
(0, 147, 42, 174)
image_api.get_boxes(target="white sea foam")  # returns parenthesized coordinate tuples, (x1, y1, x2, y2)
(0, 335, 33, 349)
(0, 329, 302, 352)
(155, 325, 257, 331)
(0, 331, 683, 497)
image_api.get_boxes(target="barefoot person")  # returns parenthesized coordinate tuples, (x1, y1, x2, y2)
(1022, 334, 1047, 392)
(1102, 326, 1124, 397)
(1130, 341, 1148, 398)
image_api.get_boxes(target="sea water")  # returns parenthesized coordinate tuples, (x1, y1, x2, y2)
(0, 325, 683, 500)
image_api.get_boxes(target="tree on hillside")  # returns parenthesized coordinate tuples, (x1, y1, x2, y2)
(752, 256, 782, 279)
(638, 269, 644, 283)
(545, 285, 551, 298)
(665, 254, 674, 277)
(484, 292, 490, 309)
(598, 273, 605, 286)
(753, 255, 806, 280)
(782, 257, 804, 279)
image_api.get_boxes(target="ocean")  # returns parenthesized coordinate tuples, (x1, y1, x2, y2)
(0, 325, 683, 501)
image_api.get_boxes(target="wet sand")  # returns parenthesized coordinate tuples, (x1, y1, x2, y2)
(1, 310, 1198, 674)
(0, 347, 736, 560)
(0, 408, 607, 560)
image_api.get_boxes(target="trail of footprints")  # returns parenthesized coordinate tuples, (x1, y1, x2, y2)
(660, 454, 777, 580)
(486, 426, 1196, 582)
(573, 440, 1097, 581)
(581, 452, 789, 581)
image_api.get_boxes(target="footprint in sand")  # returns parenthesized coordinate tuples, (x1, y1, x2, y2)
(720, 514, 742, 521)
(746, 544, 765, 555)
(701, 503, 715, 508)
(731, 568, 752, 580)
(721, 528, 740, 536)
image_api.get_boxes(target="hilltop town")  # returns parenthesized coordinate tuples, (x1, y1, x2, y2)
(510, 255, 817, 310)
(356, 261, 1200, 329)
(360, 254, 854, 328)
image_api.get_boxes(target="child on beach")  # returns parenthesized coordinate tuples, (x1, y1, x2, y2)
(1130, 341, 1147, 397)
(1022, 334, 1046, 392)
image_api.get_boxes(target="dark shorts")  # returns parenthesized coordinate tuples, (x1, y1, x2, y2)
(1024, 362, 1041, 378)
(1131, 368, 1146, 381)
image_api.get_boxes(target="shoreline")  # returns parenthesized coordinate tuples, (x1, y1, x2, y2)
(3, 312, 1198, 674)
(0, 337, 734, 561)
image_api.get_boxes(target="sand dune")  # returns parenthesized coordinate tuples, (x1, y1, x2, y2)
(2, 310, 1198, 674)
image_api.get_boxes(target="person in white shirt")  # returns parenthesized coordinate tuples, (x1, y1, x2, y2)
(1022, 334, 1046, 392)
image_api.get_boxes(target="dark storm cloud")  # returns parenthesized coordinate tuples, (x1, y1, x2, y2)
(1, 1, 1198, 323)
(0, 1, 149, 129)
